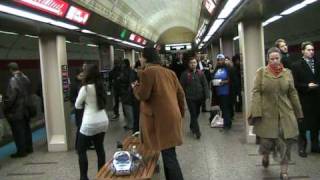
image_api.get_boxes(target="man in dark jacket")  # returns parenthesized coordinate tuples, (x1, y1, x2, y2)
(180, 53, 209, 139)
(4, 62, 33, 158)
(119, 59, 137, 130)
(291, 41, 320, 157)
(109, 61, 122, 119)
(275, 39, 296, 69)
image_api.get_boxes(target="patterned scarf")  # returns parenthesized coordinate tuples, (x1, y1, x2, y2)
(267, 63, 284, 77)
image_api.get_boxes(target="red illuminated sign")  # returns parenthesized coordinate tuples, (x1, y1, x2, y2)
(15, 0, 69, 17)
(129, 33, 147, 45)
(65, 6, 90, 25)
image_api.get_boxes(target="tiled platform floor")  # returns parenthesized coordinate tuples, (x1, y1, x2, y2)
(0, 112, 319, 180)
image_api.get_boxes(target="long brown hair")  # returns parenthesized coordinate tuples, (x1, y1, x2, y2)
(83, 64, 106, 110)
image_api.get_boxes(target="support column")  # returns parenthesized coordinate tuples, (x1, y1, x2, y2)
(238, 20, 265, 143)
(220, 37, 234, 58)
(131, 49, 135, 67)
(125, 49, 135, 67)
(39, 35, 71, 152)
(99, 44, 114, 70)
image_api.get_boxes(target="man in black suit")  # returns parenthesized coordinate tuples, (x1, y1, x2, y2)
(291, 41, 320, 157)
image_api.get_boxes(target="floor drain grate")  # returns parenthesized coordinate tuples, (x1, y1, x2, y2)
(263, 175, 310, 179)
(257, 162, 296, 166)
(24, 162, 58, 165)
(7, 172, 45, 176)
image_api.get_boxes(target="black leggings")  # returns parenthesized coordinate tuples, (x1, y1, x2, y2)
(77, 132, 106, 180)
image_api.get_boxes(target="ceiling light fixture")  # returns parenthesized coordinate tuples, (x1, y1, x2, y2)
(0, 4, 79, 30)
(25, 34, 38, 38)
(262, 15, 282, 27)
(0, 30, 18, 35)
(81, 29, 96, 34)
(87, 44, 98, 47)
(280, 3, 306, 15)
(218, 0, 242, 19)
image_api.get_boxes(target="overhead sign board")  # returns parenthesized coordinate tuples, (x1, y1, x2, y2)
(129, 33, 147, 45)
(15, 0, 69, 17)
(65, 5, 90, 25)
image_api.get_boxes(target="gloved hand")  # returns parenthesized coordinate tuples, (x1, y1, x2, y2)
(297, 118, 303, 123)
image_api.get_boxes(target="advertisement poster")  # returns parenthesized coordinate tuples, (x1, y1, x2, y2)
(61, 65, 69, 102)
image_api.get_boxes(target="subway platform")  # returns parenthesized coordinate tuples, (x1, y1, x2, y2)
(0, 111, 319, 180)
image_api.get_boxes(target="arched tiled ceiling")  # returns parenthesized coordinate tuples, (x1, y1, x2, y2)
(124, 0, 203, 40)
(73, 0, 203, 42)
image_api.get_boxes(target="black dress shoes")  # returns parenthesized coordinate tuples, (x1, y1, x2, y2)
(298, 150, 307, 158)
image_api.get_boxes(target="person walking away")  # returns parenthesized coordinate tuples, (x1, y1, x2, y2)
(132, 48, 185, 180)
(75, 64, 109, 180)
(250, 47, 303, 180)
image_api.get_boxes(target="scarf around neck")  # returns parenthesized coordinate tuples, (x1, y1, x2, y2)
(267, 63, 284, 77)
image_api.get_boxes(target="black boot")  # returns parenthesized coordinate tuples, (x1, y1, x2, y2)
(298, 136, 307, 157)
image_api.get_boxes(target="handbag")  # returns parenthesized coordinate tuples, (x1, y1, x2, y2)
(210, 109, 224, 128)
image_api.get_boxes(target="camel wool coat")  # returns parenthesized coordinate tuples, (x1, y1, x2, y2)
(133, 64, 185, 151)
(250, 67, 303, 139)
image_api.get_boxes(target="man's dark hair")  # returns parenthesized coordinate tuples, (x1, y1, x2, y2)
(301, 41, 314, 50)
(142, 47, 161, 64)
(183, 50, 196, 63)
(8, 62, 19, 71)
(123, 59, 130, 68)
(275, 39, 286, 48)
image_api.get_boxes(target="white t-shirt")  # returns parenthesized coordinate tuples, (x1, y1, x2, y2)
(75, 84, 109, 136)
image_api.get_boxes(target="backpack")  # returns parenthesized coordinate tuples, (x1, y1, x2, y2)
(25, 95, 37, 118)
(14, 76, 37, 118)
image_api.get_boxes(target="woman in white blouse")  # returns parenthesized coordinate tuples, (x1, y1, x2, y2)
(75, 64, 109, 180)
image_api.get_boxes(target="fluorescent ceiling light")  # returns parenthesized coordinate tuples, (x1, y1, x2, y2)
(25, 34, 38, 38)
(207, 19, 225, 36)
(0, 4, 79, 30)
(233, 36, 239, 40)
(280, 3, 306, 15)
(66, 41, 71, 43)
(203, 35, 211, 42)
(302, 0, 318, 5)
(50, 21, 79, 30)
(165, 43, 191, 47)
(0, 30, 18, 35)
(87, 44, 98, 47)
(218, 0, 242, 19)
(81, 29, 96, 34)
(262, 15, 282, 26)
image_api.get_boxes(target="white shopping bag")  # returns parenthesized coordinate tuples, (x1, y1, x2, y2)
(212, 79, 222, 86)
(210, 113, 224, 128)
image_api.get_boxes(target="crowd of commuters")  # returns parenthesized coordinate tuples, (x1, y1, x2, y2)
(0, 38, 319, 180)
